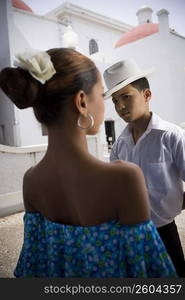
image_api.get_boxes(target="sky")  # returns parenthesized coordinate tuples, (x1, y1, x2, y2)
(23, 0, 185, 36)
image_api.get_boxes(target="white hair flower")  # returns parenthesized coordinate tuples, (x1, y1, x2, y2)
(14, 49, 56, 84)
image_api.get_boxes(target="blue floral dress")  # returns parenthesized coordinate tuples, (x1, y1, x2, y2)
(14, 212, 177, 278)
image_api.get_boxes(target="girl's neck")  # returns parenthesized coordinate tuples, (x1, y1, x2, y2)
(45, 125, 89, 161)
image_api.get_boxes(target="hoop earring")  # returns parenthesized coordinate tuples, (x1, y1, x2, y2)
(77, 113, 94, 130)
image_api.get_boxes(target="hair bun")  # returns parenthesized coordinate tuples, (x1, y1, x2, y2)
(0, 67, 40, 109)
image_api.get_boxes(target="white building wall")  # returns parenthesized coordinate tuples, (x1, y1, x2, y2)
(165, 33, 185, 124)
(0, 0, 16, 146)
(11, 10, 67, 146)
(13, 10, 64, 51)
(70, 15, 123, 56)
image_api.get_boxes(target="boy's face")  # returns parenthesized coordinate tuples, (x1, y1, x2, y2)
(112, 84, 151, 123)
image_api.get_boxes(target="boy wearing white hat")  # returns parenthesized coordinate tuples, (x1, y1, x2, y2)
(104, 59, 185, 277)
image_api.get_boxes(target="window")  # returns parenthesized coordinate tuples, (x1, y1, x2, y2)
(89, 39, 99, 55)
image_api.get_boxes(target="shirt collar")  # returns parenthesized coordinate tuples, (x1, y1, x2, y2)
(121, 112, 166, 138)
(145, 112, 167, 132)
(145, 112, 160, 133)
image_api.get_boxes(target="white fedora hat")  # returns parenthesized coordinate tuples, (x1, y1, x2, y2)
(103, 58, 154, 99)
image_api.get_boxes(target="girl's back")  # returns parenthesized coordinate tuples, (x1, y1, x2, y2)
(23, 154, 149, 226)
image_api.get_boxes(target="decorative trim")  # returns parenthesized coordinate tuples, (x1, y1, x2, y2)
(46, 2, 133, 32)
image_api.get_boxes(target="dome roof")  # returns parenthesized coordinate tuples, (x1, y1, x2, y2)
(115, 23, 159, 48)
(12, 0, 33, 13)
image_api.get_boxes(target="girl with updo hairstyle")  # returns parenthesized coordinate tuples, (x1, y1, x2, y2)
(0, 48, 177, 277)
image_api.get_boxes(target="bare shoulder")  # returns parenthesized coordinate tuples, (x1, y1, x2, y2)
(23, 167, 37, 212)
(109, 159, 144, 179)
(23, 166, 34, 189)
(107, 160, 150, 224)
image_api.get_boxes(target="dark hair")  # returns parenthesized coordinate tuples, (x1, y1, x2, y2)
(0, 48, 99, 125)
(130, 77, 150, 92)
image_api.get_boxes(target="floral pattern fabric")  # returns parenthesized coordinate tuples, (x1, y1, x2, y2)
(14, 212, 177, 278)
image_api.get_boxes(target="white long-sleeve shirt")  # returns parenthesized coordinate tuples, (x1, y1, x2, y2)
(110, 113, 185, 227)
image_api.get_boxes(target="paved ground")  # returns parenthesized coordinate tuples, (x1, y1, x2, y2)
(0, 210, 185, 278)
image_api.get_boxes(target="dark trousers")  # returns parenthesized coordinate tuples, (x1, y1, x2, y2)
(157, 221, 185, 277)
